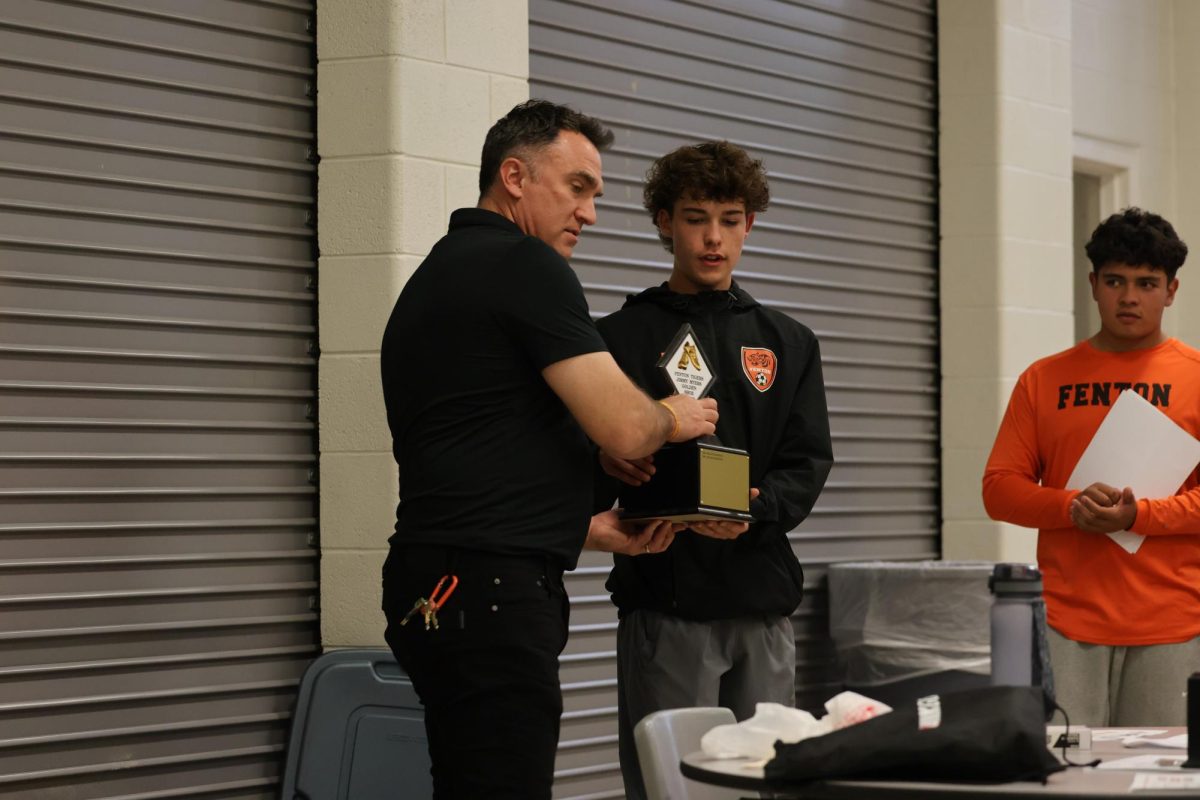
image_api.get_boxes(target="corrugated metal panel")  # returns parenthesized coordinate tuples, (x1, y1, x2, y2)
(531, 0, 938, 796)
(0, 0, 319, 797)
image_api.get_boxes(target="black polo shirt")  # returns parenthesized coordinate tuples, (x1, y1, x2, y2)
(380, 208, 607, 568)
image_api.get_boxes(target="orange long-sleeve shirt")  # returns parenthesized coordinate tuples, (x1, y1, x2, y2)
(982, 338, 1200, 645)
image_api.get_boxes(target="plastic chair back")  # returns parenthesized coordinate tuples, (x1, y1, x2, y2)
(633, 707, 745, 800)
(280, 648, 431, 799)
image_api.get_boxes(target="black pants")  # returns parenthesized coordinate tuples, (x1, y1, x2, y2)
(382, 544, 569, 800)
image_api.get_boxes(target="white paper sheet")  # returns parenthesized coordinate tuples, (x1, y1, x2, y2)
(1131, 771, 1200, 790)
(1097, 754, 1186, 771)
(1066, 389, 1200, 554)
(1125, 734, 1190, 749)
(1092, 729, 1169, 742)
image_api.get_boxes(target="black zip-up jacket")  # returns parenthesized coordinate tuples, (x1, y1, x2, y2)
(595, 281, 834, 620)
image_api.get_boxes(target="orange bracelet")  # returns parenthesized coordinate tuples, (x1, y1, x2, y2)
(657, 399, 680, 440)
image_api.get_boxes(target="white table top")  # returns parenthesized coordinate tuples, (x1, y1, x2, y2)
(681, 728, 1197, 799)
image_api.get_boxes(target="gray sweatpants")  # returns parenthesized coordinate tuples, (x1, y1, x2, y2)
(616, 609, 796, 800)
(1047, 626, 1200, 726)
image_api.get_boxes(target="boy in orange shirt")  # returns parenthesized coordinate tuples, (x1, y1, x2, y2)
(982, 208, 1198, 726)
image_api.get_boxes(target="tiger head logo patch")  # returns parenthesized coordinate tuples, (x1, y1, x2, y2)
(741, 347, 777, 392)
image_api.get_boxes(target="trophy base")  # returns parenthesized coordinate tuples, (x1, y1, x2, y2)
(619, 506, 754, 523)
(617, 440, 752, 523)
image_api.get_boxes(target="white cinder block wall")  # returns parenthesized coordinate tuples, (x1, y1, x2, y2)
(1179, 0, 1200, 347)
(314, 0, 1200, 645)
(939, 0, 1074, 562)
(316, 0, 529, 647)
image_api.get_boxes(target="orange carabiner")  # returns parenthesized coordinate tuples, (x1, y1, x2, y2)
(428, 574, 459, 612)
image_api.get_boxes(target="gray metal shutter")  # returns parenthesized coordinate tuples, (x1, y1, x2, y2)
(0, 1, 318, 797)
(531, 1, 938, 795)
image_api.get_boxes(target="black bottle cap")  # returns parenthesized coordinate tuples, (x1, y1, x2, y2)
(988, 563, 1043, 596)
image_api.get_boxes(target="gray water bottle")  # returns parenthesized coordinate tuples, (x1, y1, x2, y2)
(989, 563, 1054, 703)
(989, 563, 1039, 685)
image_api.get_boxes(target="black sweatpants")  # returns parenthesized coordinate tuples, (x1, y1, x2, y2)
(382, 544, 569, 799)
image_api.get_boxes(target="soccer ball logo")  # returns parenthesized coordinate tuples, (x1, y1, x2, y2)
(741, 347, 777, 393)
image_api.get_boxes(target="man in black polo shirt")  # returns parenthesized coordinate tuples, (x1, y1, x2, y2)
(379, 100, 718, 799)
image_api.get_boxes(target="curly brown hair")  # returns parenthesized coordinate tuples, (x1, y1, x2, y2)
(1085, 207, 1188, 280)
(643, 141, 770, 252)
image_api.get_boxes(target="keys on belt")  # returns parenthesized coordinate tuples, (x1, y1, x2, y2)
(399, 574, 459, 631)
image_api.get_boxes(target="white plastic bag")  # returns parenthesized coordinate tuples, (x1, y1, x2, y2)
(824, 690, 892, 729)
(699, 692, 892, 761)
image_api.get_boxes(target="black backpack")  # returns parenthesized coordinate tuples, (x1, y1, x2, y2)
(765, 686, 1064, 785)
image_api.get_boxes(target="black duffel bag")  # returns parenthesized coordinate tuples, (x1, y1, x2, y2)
(765, 686, 1064, 784)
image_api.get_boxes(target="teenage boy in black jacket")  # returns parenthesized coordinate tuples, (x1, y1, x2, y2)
(595, 141, 834, 800)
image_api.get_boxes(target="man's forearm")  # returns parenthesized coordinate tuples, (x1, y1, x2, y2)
(542, 352, 715, 458)
(600, 392, 675, 459)
(1130, 488, 1200, 536)
(982, 471, 1073, 529)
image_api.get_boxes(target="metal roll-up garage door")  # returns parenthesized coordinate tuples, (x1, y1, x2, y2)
(531, 1, 938, 796)
(0, 1, 318, 798)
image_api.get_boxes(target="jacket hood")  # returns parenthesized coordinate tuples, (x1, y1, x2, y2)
(621, 280, 760, 315)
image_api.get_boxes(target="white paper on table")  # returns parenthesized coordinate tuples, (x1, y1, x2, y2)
(1092, 728, 1169, 742)
(1131, 771, 1200, 790)
(1097, 754, 1186, 771)
(1124, 734, 1189, 749)
(1066, 389, 1200, 554)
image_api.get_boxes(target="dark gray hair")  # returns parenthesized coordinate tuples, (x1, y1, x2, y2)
(478, 99, 614, 195)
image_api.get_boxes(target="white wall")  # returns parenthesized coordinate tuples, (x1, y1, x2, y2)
(1171, 0, 1200, 347)
(939, 0, 1073, 563)
(316, 0, 529, 646)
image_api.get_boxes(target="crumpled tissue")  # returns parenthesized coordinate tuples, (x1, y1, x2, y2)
(700, 691, 892, 761)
